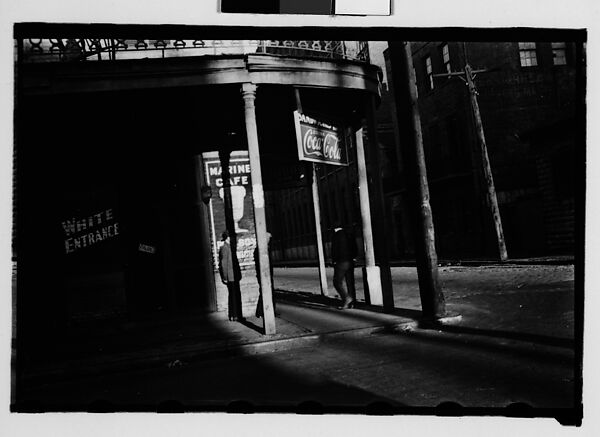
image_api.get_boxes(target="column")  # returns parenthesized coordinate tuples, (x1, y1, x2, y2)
(354, 127, 383, 306)
(241, 83, 276, 335)
(365, 95, 395, 311)
(192, 155, 218, 312)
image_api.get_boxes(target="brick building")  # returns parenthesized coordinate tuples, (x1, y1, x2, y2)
(381, 41, 581, 259)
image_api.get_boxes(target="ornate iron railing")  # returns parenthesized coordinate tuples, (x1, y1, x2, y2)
(18, 39, 370, 63)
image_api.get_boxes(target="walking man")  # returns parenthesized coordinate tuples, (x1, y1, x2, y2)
(331, 221, 357, 310)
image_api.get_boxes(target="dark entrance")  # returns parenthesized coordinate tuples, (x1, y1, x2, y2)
(16, 85, 244, 340)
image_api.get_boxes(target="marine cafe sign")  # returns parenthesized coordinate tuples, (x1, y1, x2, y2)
(293, 111, 348, 166)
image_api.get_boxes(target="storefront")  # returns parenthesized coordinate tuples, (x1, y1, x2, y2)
(15, 37, 388, 360)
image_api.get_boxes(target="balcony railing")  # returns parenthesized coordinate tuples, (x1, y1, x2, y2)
(18, 39, 370, 63)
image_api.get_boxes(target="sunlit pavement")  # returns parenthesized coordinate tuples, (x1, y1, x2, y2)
(274, 264, 575, 339)
(18, 264, 577, 413)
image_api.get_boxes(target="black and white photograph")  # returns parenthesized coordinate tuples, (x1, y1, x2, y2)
(2, 1, 596, 434)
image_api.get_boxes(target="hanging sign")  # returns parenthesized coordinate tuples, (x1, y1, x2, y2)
(294, 111, 348, 166)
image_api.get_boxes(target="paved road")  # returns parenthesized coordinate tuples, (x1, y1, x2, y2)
(19, 264, 577, 414)
(22, 316, 574, 410)
(274, 265, 575, 339)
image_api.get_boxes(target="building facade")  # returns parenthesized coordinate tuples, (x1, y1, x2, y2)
(266, 40, 581, 262)
(15, 36, 388, 371)
(382, 41, 580, 259)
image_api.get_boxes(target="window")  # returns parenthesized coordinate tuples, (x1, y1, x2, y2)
(552, 42, 567, 65)
(424, 56, 433, 90)
(441, 43, 451, 74)
(518, 42, 538, 67)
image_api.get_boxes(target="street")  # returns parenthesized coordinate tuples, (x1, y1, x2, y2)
(21, 304, 574, 410)
(20, 264, 577, 413)
(274, 264, 575, 339)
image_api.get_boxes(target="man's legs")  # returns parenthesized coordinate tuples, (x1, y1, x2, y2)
(227, 282, 237, 321)
(333, 261, 350, 301)
(345, 260, 356, 301)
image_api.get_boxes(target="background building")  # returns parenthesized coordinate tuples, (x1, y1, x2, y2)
(381, 41, 580, 260)
(268, 40, 581, 263)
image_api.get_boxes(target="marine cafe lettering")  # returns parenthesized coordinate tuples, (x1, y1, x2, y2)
(62, 208, 119, 254)
(294, 111, 348, 166)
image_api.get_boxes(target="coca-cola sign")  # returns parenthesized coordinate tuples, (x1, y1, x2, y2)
(294, 111, 348, 166)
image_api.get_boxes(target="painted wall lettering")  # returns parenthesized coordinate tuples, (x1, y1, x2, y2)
(203, 151, 257, 269)
(62, 208, 119, 254)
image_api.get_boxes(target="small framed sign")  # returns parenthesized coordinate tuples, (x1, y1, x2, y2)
(293, 110, 349, 166)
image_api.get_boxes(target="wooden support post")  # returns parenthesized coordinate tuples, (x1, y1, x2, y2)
(192, 155, 218, 312)
(464, 61, 508, 261)
(354, 127, 383, 306)
(295, 88, 329, 297)
(219, 149, 243, 320)
(241, 83, 276, 335)
(390, 41, 446, 320)
(364, 95, 395, 311)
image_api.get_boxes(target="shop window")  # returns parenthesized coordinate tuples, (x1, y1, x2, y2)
(518, 42, 538, 67)
(552, 42, 567, 65)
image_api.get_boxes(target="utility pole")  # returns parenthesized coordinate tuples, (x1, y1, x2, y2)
(433, 43, 508, 261)
(389, 41, 446, 320)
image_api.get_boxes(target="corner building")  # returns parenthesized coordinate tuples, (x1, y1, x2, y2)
(15, 38, 386, 366)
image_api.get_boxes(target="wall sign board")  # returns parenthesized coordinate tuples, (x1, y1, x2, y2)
(203, 151, 257, 270)
(294, 110, 348, 166)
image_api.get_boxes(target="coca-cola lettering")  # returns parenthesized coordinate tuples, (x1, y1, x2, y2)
(323, 133, 341, 160)
(303, 129, 341, 160)
(295, 111, 348, 166)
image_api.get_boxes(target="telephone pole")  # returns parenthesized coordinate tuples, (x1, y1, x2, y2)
(433, 43, 508, 261)
(388, 41, 446, 320)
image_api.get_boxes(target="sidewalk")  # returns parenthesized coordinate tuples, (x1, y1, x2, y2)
(20, 263, 575, 388)
(20, 294, 417, 386)
(24, 278, 574, 386)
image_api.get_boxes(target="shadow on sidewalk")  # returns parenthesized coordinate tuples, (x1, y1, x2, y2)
(417, 322, 575, 349)
(275, 289, 574, 350)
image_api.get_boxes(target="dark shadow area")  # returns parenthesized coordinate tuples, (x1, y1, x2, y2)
(436, 401, 463, 416)
(157, 400, 185, 413)
(297, 401, 324, 414)
(505, 402, 534, 418)
(238, 317, 265, 335)
(418, 321, 575, 349)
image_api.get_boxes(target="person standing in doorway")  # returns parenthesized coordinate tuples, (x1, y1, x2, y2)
(219, 231, 241, 321)
(331, 221, 357, 310)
